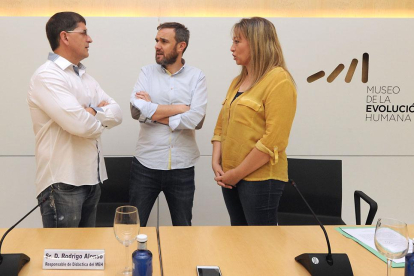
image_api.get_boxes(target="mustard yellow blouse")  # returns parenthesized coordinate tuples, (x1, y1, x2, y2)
(212, 67, 297, 182)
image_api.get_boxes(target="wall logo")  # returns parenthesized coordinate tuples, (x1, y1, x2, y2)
(306, 52, 411, 122)
(307, 53, 369, 83)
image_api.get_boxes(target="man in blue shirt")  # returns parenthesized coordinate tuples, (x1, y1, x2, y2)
(130, 22, 207, 226)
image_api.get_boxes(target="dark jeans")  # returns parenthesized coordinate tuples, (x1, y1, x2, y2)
(37, 183, 101, 228)
(222, 179, 285, 226)
(129, 158, 195, 227)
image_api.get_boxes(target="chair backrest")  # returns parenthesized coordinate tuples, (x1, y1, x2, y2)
(278, 158, 343, 225)
(96, 157, 133, 227)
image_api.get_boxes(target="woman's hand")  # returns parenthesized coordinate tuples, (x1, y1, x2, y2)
(212, 141, 233, 189)
(214, 168, 242, 187)
(212, 162, 224, 178)
(212, 162, 233, 189)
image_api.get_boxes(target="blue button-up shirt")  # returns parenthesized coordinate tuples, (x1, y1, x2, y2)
(130, 63, 207, 170)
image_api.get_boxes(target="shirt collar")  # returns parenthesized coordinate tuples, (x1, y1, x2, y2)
(161, 58, 186, 76)
(48, 53, 86, 76)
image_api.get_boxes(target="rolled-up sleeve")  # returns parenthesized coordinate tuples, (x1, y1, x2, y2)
(94, 84, 123, 129)
(169, 72, 208, 131)
(255, 79, 297, 164)
(211, 104, 224, 143)
(131, 98, 158, 120)
(130, 68, 158, 121)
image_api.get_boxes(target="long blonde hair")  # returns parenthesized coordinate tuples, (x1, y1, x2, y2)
(233, 17, 294, 89)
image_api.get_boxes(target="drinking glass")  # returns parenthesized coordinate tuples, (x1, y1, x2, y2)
(114, 206, 140, 275)
(374, 218, 409, 276)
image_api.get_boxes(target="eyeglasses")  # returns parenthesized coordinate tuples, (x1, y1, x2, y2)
(66, 29, 89, 36)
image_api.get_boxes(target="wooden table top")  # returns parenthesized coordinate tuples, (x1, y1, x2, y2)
(0, 227, 161, 276)
(159, 225, 414, 276)
(2, 225, 412, 276)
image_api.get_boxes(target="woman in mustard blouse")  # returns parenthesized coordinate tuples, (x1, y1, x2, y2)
(211, 17, 297, 225)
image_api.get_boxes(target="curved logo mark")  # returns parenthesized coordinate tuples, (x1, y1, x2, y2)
(307, 53, 369, 83)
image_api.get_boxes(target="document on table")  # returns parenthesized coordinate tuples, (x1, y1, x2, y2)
(336, 227, 412, 268)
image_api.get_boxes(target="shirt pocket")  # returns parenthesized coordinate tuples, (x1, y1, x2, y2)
(233, 98, 261, 127)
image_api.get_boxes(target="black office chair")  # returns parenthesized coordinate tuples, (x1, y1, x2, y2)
(95, 157, 133, 227)
(277, 158, 377, 226)
(354, 190, 377, 225)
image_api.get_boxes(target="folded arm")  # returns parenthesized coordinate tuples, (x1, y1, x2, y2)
(169, 72, 208, 131)
(30, 71, 105, 139)
(91, 83, 123, 129)
(131, 90, 189, 125)
(130, 69, 187, 124)
(130, 68, 156, 123)
(130, 68, 207, 129)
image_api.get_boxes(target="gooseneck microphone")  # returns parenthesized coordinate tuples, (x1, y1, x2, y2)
(290, 180, 354, 276)
(0, 197, 46, 276)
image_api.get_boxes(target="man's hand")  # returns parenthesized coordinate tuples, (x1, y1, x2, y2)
(179, 105, 190, 113)
(85, 101, 109, 116)
(135, 91, 152, 102)
(97, 101, 109, 107)
(85, 107, 96, 116)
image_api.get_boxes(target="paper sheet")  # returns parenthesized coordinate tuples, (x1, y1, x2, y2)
(336, 227, 412, 268)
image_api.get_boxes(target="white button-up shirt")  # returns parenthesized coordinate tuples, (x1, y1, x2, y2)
(28, 53, 123, 196)
(130, 63, 207, 170)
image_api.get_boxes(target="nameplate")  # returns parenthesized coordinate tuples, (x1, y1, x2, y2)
(43, 249, 105, 270)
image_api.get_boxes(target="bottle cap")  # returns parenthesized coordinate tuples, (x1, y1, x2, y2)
(137, 234, 148, 243)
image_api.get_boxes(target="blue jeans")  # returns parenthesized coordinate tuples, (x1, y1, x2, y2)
(129, 158, 195, 227)
(222, 179, 285, 226)
(37, 183, 101, 228)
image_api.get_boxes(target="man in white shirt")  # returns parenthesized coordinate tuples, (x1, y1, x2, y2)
(130, 22, 207, 226)
(27, 12, 122, 228)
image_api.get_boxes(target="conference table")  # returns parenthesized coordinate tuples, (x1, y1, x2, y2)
(1, 225, 412, 275)
(0, 227, 161, 276)
(159, 225, 413, 276)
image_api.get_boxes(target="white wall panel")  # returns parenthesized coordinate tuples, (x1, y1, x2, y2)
(0, 17, 413, 228)
(2, 18, 413, 156)
(0, 157, 42, 228)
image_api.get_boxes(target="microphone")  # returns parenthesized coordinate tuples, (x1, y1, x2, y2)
(290, 179, 354, 276)
(0, 197, 46, 276)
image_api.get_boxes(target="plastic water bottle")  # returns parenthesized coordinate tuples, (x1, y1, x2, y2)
(132, 234, 153, 276)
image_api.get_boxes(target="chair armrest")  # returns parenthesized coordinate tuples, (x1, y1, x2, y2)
(354, 190, 378, 225)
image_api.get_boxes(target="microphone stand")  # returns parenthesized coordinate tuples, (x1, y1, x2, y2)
(290, 180, 353, 276)
(0, 198, 46, 276)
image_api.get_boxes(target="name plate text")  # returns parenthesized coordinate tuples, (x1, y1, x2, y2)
(43, 249, 105, 270)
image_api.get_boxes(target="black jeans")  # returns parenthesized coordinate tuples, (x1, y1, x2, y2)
(222, 179, 285, 226)
(129, 158, 195, 227)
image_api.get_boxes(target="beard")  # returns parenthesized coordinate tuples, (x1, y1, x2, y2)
(155, 46, 179, 66)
